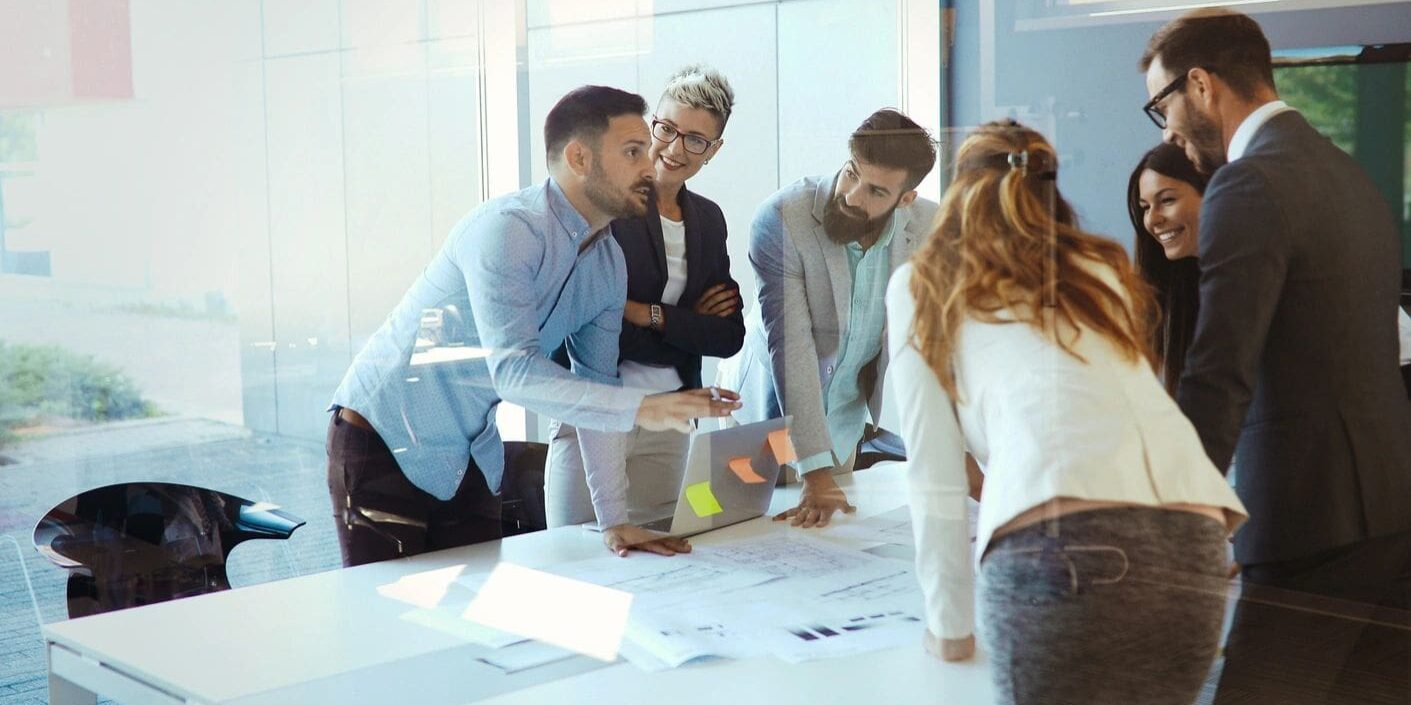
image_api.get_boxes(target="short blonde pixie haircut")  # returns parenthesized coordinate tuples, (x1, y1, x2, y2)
(660, 64, 735, 133)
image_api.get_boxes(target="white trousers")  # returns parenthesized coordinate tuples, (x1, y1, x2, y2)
(543, 421, 690, 528)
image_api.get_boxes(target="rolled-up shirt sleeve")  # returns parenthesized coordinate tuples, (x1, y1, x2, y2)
(459, 215, 646, 432)
(885, 264, 976, 640)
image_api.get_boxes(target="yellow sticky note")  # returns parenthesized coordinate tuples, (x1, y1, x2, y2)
(685, 481, 724, 517)
(728, 456, 767, 484)
(767, 428, 798, 464)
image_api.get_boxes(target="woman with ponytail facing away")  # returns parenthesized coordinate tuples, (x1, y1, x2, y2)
(885, 120, 1247, 705)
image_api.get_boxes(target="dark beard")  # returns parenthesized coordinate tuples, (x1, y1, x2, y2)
(1184, 100, 1227, 175)
(822, 196, 894, 244)
(586, 161, 651, 219)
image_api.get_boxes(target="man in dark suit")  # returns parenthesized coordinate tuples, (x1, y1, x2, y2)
(1141, 9, 1411, 703)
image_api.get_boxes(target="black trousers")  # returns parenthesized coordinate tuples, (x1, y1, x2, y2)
(325, 413, 501, 568)
(1214, 530, 1411, 705)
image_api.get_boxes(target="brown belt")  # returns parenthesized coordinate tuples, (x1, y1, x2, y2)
(337, 407, 374, 431)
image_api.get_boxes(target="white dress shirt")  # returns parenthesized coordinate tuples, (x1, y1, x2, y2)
(884, 262, 1247, 640)
(1227, 100, 1292, 162)
(1399, 308, 1411, 366)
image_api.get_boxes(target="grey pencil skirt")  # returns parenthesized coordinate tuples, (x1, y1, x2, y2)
(977, 506, 1230, 705)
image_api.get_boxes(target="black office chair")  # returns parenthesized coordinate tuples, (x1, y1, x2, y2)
(500, 441, 548, 536)
(33, 483, 304, 618)
(855, 425, 906, 471)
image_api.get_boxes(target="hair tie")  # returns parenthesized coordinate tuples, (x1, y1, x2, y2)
(1008, 150, 1029, 176)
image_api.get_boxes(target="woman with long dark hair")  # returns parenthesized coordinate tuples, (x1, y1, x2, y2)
(1128, 142, 1206, 395)
(1130, 143, 1411, 399)
(887, 121, 1247, 704)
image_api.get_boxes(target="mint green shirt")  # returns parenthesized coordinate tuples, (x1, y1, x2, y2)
(796, 214, 899, 474)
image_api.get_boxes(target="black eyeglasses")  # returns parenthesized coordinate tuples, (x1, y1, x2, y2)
(650, 117, 720, 155)
(1143, 73, 1189, 129)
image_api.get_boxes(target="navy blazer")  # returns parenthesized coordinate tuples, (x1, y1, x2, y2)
(1177, 110, 1411, 565)
(554, 185, 745, 389)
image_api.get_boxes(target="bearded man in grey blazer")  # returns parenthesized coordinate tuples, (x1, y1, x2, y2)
(1142, 9, 1411, 702)
(719, 108, 938, 528)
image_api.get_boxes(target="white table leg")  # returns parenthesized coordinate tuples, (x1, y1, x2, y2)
(49, 669, 97, 705)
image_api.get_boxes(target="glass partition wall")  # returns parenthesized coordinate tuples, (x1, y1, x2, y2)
(0, 2, 938, 702)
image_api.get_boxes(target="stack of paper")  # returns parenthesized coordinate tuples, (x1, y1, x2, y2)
(380, 533, 933, 672)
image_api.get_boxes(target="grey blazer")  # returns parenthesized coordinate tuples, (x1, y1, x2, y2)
(719, 173, 937, 466)
(1178, 110, 1411, 565)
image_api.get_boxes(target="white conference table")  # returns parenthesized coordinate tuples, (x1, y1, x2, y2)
(44, 462, 996, 705)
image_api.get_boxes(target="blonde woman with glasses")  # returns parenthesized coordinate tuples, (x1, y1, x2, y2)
(545, 66, 745, 556)
(885, 120, 1246, 705)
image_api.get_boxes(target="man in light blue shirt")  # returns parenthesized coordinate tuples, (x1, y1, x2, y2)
(719, 109, 938, 528)
(327, 86, 740, 566)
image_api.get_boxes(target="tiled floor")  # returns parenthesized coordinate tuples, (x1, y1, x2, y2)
(0, 418, 343, 705)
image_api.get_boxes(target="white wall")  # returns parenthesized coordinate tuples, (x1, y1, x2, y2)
(242, 0, 496, 440)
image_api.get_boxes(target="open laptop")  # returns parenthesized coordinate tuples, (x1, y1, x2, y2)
(590, 416, 793, 538)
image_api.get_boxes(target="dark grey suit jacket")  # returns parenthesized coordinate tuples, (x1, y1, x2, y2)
(1178, 110, 1411, 565)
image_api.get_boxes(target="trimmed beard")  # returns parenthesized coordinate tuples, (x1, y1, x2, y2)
(586, 160, 651, 219)
(822, 195, 896, 244)
(1183, 98, 1228, 175)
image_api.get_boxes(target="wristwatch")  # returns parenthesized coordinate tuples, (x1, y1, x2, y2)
(649, 304, 663, 331)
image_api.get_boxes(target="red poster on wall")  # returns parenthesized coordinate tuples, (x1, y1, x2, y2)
(0, 0, 134, 108)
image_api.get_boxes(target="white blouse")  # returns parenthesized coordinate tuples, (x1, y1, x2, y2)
(884, 262, 1247, 640)
(618, 216, 690, 394)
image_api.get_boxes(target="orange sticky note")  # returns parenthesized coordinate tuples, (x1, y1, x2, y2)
(728, 456, 767, 484)
(767, 428, 797, 464)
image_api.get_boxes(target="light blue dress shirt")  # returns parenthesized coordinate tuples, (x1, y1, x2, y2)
(796, 215, 898, 473)
(330, 178, 647, 500)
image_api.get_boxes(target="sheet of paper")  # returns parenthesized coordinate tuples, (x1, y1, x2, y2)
(615, 637, 675, 672)
(625, 602, 770, 667)
(541, 552, 779, 609)
(729, 565, 926, 663)
(464, 563, 633, 662)
(823, 500, 980, 549)
(375, 565, 468, 609)
(476, 640, 577, 673)
(627, 563, 927, 668)
(728, 456, 767, 484)
(822, 506, 915, 547)
(691, 533, 889, 578)
(763, 613, 923, 664)
(399, 606, 526, 649)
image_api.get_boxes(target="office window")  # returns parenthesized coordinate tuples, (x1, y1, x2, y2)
(0, 0, 503, 698)
(1275, 44, 1411, 270)
(0, 2, 935, 701)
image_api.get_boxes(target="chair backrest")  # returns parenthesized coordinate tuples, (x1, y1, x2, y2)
(855, 426, 906, 471)
(33, 482, 304, 618)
